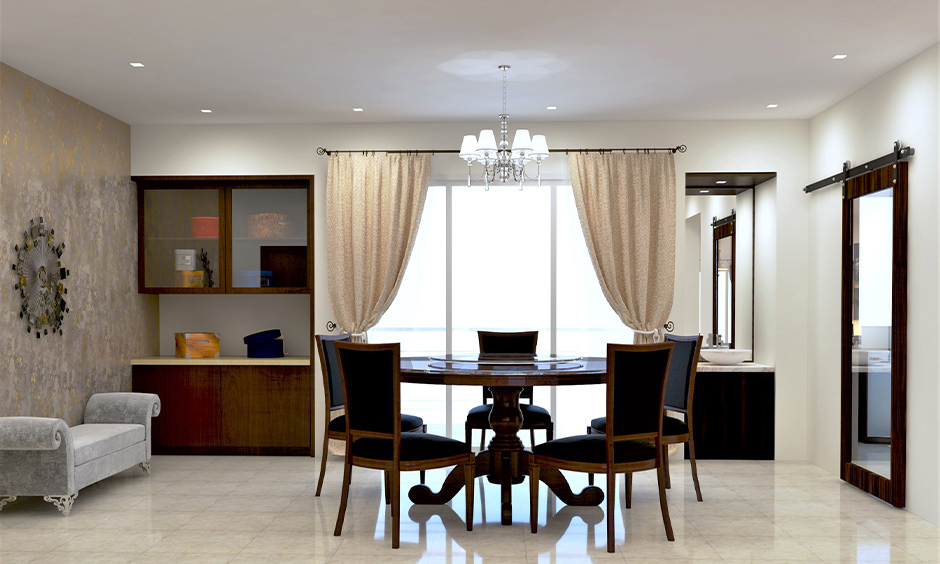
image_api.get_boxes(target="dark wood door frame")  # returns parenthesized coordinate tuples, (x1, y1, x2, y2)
(712, 219, 735, 349)
(840, 162, 907, 508)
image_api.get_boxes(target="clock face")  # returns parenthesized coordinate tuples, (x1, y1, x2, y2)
(13, 218, 68, 338)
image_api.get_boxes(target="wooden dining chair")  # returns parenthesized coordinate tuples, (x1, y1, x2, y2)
(465, 330, 553, 449)
(332, 342, 475, 549)
(587, 334, 704, 503)
(530, 342, 675, 553)
(314, 334, 427, 497)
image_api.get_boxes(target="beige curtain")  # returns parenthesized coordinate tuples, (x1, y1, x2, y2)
(568, 152, 676, 344)
(326, 153, 431, 343)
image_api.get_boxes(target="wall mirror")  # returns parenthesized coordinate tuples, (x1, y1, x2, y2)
(684, 172, 775, 358)
(841, 162, 907, 507)
(713, 214, 735, 347)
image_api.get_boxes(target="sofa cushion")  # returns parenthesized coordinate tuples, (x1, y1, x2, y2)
(70, 424, 145, 466)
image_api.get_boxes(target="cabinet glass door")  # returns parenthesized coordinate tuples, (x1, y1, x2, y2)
(142, 188, 221, 291)
(230, 188, 308, 290)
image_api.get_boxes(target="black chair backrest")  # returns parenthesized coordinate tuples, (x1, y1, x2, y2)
(478, 330, 538, 402)
(335, 342, 400, 436)
(607, 343, 673, 439)
(478, 330, 538, 354)
(662, 334, 703, 413)
(316, 333, 352, 410)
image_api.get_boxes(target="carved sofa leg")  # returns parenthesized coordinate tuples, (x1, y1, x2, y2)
(139, 460, 151, 475)
(0, 496, 17, 511)
(43, 493, 78, 516)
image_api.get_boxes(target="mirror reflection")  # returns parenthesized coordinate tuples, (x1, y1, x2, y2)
(684, 172, 775, 359)
(850, 188, 893, 478)
(714, 220, 735, 347)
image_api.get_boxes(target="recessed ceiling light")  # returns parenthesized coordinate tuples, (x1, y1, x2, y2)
(353, 108, 364, 112)
(832, 54, 848, 60)
(766, 104, 779, 108)
(715, 180, 727, 184)
(200, 109, 212, 113)
(129, 62, 145, 68)
(700, 190, 709, 194)
(547, 106, 557, 111)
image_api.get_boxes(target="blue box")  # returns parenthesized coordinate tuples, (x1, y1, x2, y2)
(243, 329, 284, 358)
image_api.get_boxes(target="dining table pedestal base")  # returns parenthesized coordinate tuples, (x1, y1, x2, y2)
(408, 385, 604, 525)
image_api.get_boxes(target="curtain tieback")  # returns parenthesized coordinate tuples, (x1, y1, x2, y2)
(351, 331, 368, 343)
(635, 329, 663, 342)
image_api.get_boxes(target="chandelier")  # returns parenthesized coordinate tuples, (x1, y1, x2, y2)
(458, 65, 549, 189)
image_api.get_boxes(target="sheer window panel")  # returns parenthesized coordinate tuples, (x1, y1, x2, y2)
(370, 186, 447, 435)
(555, 185, 634, 439)
(451, 184, 551, 438)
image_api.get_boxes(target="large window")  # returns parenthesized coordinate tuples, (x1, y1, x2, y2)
(371, 180, 633, 441)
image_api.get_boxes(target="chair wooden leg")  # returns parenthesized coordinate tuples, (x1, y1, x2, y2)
(529, 463, 540, 534)
(530, 428, 536, 448)
(391, 468, 400, 548)
(588, 473, 594, 486)
(479, 429, 486, 451)
(465, 425, 472, 450)
(384, 470, 391, 505)
(624, 473, 632, 509)
(546, 423, 553, 441)
(606, 469, 616, 553)
(315, 431, 330, 496)
(465, 459, 474, 531)
(663, 444, 671, 489)
(420, 470, 426, 484)
(656, 464, 675, 541)
(688, 437, 703, 502)
(334, 459, 353, 536)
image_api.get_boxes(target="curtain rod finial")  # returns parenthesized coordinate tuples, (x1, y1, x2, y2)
(316, 147, 328, 156)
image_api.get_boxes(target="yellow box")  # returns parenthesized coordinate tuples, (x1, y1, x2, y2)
(180, 270, 205, 288)
(175, 332, 220, 358)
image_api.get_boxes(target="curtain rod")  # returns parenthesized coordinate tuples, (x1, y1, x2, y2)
(804, 141, 914, 194)
(316, 145, 686, 156)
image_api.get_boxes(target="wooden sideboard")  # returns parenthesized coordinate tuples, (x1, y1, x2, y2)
(689, 363, 775, 460)
(132, 357, 313, 456)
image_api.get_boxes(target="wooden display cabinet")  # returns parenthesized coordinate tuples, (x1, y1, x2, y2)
(134, 175, 314, 294)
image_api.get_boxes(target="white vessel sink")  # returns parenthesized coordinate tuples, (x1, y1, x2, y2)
(700, 349, 751, 365)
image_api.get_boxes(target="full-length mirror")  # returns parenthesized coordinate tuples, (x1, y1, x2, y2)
(841, 162, 907, 507)
(713, 215, 735, 347)
(684, 172, 775, 358)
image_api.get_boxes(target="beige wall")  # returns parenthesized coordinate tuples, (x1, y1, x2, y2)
(0, 64, 158, 424)
(808, 44, 940, 524)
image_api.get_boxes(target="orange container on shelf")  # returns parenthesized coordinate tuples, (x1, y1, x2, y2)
(191, 216, 219, 238)
(175, 332, 220, 358)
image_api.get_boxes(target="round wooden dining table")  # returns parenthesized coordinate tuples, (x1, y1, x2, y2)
(400, 354, 607, 525)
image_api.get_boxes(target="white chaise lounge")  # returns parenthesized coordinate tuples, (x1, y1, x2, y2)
(0, 392, 160, 515)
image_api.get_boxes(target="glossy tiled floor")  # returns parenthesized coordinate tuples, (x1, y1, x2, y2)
(0, 455, 937, 563)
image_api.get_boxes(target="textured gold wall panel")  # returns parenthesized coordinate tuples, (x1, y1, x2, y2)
(0, 64, 159, 424)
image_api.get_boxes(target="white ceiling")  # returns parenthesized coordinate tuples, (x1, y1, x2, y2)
(1, 0, 937, 125)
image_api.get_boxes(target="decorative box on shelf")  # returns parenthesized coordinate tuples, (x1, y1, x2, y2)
(175, 332, 220, 358)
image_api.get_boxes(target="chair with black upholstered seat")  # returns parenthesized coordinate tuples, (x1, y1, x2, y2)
(314, 334, 427, 497)
(465, 330, 553, 450)
(530, 342, 675, 553)
(332, 342, 475, 549)
(588, 334, 704, 503)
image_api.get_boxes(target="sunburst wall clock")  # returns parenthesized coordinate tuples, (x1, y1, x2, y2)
(11, 217, 69, 338)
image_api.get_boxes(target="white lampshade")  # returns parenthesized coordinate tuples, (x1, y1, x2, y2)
(511, 129, 532, 152)
(459, 135, 478, 160)
(531, 135, 550, 159)
(476, 130, 498, 156)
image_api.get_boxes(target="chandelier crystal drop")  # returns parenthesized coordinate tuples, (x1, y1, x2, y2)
(458, 65, 549, 189)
